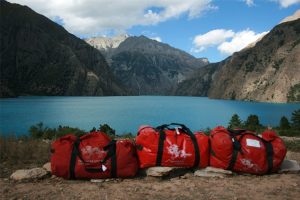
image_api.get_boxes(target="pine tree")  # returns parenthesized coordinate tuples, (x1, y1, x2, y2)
(244, 114, 261, 131)
(291, 109, 300, 129)
(228, 114, 243, 129)
(279, 116, 290, 130)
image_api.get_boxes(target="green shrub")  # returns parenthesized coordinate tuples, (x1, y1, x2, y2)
(99, 124, 115, 138)
(29, 123, 86, 140)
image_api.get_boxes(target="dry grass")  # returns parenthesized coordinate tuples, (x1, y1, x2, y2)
(0, 136, 51, 177)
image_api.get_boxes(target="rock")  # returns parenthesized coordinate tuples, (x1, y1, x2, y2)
(145, 167, 175, 177)
(194, 167, 232, 178)
(91, 179, 105, 183)
(278, 160, 300, 173)
(204, 167, 233, 175)
(43, 162, 51, 173)
(10, 168, 48, 181)
(180, 173, 193, 179)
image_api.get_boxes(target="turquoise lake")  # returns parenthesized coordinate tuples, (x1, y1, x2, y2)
(0, 96, 299, 135)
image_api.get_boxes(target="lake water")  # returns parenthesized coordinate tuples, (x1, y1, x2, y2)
(0, 96, 299, 135)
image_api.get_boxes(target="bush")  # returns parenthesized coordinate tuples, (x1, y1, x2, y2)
(99, 124, 115, 138)
(29, 123, 86, 140)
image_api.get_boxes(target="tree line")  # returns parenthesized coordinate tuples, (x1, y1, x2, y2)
(228, 109, 300, 136)
(26, 109, 300, 140)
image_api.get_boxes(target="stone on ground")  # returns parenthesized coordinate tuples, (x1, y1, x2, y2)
(43, 162, 51, 173)
(146, 167, 175, 177)
(10, 168, 48, 181)
(194, 167, 232, 178)
(278, 160, 300, 173)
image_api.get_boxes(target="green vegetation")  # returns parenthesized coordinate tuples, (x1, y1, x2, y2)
(280, 116, 290, 129)
(227, 114, 264, 132)
(287, 83, 300, 102)
(226, 110, 299, 137)
(244, 114, 263, 131)
(228, 114, 243, 129)
(98, 124, 116, 138)
(29, 122, 86, 140)
(291, 109, 300, 129)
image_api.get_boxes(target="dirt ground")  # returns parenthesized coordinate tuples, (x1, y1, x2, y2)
(1, 151, 300, 200)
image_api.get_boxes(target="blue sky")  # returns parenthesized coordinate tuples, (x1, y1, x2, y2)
(10, 0, 300, 62)
(127, 1, 299, 62)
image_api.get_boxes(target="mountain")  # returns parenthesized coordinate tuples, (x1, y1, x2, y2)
(0, 0, 126, 97)
(280, 9, 300, 24)
(86, 35, 209, 95)
(175, 18, 300, 103)
(84, 34, 129, 54)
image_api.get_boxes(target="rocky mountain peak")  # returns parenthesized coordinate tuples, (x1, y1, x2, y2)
(85, 34, 129, 51)
(280, 9, 300, 24)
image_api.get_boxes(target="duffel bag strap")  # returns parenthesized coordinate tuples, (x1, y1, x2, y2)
(265, 141, 274, 174)
(156, 130, 166, 166)
(227, 129, 255, 170)
(227, 130, 274, 173)
(227, 135, 241, 170)
(103, 140, 117, 178)
(155, 123, 200, 168)
(69, 137, 80, 179)
(69, 138, 117, 179)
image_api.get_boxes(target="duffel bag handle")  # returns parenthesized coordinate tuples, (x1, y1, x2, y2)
(70, 138, 117, 178)
(156, 123, 193, 136)
(155, 123, 200, 168)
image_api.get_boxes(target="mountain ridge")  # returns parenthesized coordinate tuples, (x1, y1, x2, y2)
(86, 34, 209, 95)
(175, 18, 300, 103)
(0, 0, 127, 97)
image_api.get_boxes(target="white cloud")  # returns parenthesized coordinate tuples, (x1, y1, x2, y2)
(192, 29, 268, 55)
(244, 0, 300, 7)
(272, 0, 300, 7)
(9, 0, 214, 36)
(244, 0, 255, 6)
(151, 37, 162, 42)
(192, 29, 235, 52)
(217, 30, 268, 55)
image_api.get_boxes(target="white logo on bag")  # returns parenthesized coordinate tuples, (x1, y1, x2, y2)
(240, 158, 260, 172)
(81, 145, 106, 160)
(167, 144, 192, 159)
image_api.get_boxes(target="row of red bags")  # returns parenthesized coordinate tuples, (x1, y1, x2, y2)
(51, 123, 287, 179)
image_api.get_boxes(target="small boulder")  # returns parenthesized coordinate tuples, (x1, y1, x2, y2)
(278, 160, 300, 173)
(194, 167, 232, 178)
(10, 168, 48, 181)
(146, 167, 175, 177)
(91, 179, 105, 183)
(204, 167, 233, 175)
(43, 162, 51, 173)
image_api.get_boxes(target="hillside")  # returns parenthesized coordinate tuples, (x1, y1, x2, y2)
(176, 18, 300, 102)
(0, 0, 126, 97)
(86, 35, 209, 95)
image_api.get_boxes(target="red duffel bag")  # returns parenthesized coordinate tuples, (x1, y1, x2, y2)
(136, 123, 209, 168)
(51, 131, 138, 179)
(209, 126, 287, 175)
